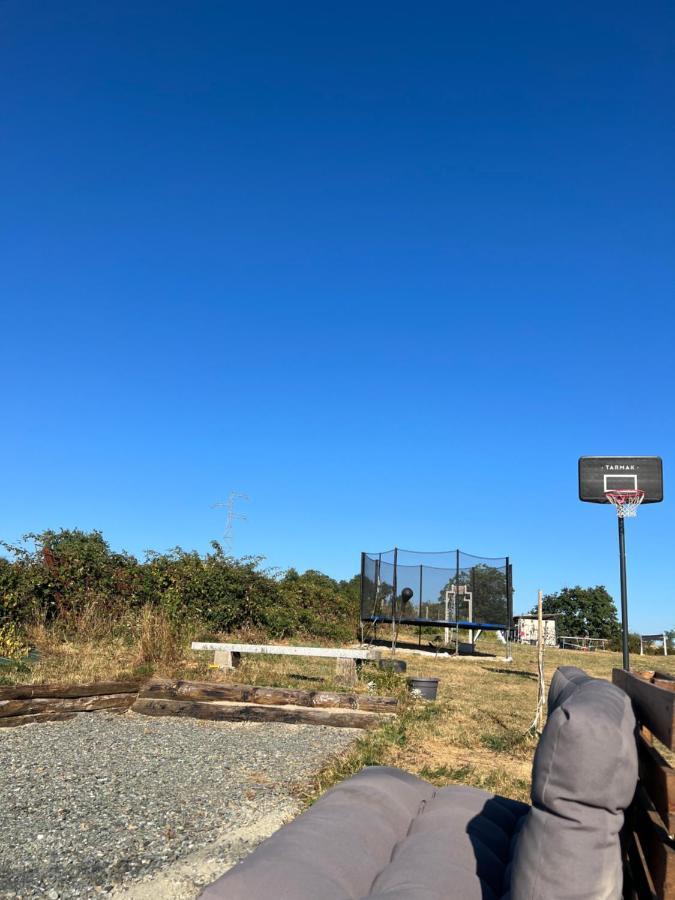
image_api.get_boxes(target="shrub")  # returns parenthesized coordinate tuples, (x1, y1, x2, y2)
(0, 530, 361, 645)
(0, 622, 29, 659)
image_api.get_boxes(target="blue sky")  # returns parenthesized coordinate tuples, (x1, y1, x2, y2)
(2, 2, 674, 631)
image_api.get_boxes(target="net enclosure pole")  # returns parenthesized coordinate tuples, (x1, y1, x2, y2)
(360, 552, 365, 629)
(455, 549, 460, 650)
(391, 547, 398, 649)
(418, 565, 423, 648)
(618, 517, 630, 671)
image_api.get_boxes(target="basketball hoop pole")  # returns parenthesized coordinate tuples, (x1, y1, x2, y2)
(617, 517, 630, 671)
(579, 457, 664, 672)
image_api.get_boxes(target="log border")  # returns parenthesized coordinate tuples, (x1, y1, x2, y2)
(0, 677, 398, 728)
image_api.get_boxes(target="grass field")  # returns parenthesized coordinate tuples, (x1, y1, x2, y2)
(4, 628, 674, 805)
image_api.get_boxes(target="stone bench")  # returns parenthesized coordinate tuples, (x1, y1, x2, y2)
(200, 665, 669, 899)
(191, 642, 381, 685)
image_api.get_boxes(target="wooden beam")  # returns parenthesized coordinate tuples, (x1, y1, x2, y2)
(138, 679, 398, 712)
(0, 680, 141, 701)
(191, 642, 381, 661)
(0, 711, 77, 728)
(638, 735, 675, 838)
(132, 697, 392, 729)
(631, 785, 675, 899)
(625, 827, 658, 900)
(0, 693, 137, 719)
(613, 669, 675, 750)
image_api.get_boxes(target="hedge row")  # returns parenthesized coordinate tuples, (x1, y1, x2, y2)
(0, 529, 360, 642)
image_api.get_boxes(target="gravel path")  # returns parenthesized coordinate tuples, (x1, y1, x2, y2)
(0, 711, 360, 899)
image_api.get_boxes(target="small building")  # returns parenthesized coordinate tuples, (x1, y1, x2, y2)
(513, 614, 557, 647)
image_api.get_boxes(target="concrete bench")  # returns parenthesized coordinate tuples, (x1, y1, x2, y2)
(191, 642, 381, 685)
(199, 665, 673, 899)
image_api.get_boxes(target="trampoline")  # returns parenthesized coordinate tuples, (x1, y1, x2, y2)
(360, 548, 512, 644)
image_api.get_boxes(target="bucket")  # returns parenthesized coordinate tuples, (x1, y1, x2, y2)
(407, 677, 439, 700)
(379, 659, 407, 674)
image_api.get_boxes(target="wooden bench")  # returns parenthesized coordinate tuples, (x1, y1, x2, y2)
(191, 642, 382, 686)
(613, 668, 675, 899)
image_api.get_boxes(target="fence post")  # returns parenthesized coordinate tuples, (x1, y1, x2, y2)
(529, 590, 546, 734)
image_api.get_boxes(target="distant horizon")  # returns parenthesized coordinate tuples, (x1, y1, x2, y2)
(2, 523, 669, 631)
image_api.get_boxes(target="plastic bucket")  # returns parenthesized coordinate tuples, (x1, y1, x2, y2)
(378, 659, 407, 673)
(407, 677, 439, 700)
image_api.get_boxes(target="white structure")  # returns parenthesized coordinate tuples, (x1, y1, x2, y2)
(639, 633, 669, 656)
(444, 585, 473, 646)
(558, 636, 609, 652)
(514, 615, 557, 647)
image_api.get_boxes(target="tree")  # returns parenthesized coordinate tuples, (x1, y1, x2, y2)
(665, 627, 675, 653)
(533, 586, 620, 640)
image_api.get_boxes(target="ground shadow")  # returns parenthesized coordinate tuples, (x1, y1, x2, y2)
(368, 637, 497, 658)
(482, 667, 538, 680)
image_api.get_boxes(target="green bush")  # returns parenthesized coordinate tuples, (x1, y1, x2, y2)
(0, 529, 360, 644)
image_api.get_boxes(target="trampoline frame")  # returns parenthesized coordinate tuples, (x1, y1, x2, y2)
(360, 547, 513, 649)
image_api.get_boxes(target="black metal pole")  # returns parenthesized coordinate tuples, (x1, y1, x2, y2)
(618, 517, 630, 671)
(418, 564, 423, 648)
(360, 552, 365, 627)
(392, 548, 398, 649)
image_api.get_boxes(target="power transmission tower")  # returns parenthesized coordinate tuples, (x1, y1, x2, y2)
(211, 492, 249, 553)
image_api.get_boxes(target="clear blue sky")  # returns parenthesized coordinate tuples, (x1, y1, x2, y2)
(2, 3, 673, 632)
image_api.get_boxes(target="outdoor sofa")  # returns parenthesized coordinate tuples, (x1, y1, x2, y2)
(200, 666, 640, 899)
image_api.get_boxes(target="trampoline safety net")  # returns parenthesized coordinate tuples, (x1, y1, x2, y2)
(360, 548, 512, 631)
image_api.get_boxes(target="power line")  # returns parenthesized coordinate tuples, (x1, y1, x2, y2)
(211, 491, 249, 552)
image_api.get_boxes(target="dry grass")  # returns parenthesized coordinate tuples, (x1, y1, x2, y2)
(4, 625, 674, 803)
(303, 637, 675, 804)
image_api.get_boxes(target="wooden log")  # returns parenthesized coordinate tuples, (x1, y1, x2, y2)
(312, 691, 397, 713)
(0, 711, 77, 728)
(613, 669, 675, 750)
(0, 693, 137, 718)
(0, 680, 141, 701)
(138, 679, 398, 712)
(131, 697, 392, 729)
(140, 678, 304, 704)
(638, 735, 675, 838)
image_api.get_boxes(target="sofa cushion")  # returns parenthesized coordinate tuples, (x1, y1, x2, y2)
(374, 786, 528, 899)
(201, 771, 529, 900)
(199, 766, 435, 900)
(510, 666, 638, 900)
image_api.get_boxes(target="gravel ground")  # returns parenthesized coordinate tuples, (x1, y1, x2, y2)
(0, 711, 360, 899)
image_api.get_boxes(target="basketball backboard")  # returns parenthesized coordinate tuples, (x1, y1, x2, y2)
(578, 456, 663, 504)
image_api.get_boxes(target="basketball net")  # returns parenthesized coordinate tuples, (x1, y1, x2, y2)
(605, 489, 645, 518)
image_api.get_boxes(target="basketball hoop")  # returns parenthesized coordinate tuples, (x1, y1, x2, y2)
(605, 489, 645, 518)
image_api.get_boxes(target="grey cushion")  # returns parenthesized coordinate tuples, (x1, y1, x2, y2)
(200, 768, 528, 899)
(200, 766, 436, 900)
(510, 666, 638, 900)
(372, 787, 529, 899)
